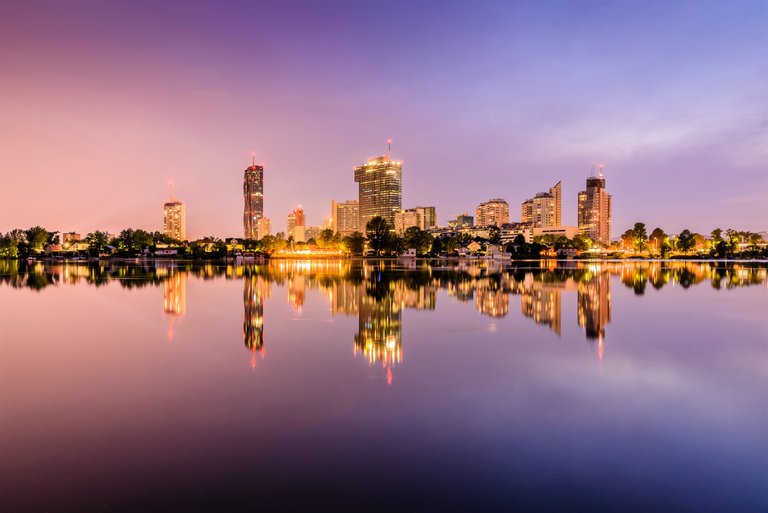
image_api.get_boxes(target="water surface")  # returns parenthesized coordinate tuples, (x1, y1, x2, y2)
(1, 260, 766, 512)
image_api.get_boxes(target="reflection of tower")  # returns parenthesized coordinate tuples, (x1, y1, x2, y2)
(244, 275, 269, 368)
(475, 288, 509, 317)
(354, 286, 403, 385)
(521, 285, 562, 335)
(288, 273, 306, 315)
(163, 271, 187, 342)
(577, 269, 611, 358)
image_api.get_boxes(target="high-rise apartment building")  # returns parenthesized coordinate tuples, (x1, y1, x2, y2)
(243, 161, 264, 239)
(394, 206, 437, 234)
(257, 217, 271, 240)
(415, 206, 437, 230)
(577, 168, 612, 246)
(521, 181, 561, 228)
(163, 191, 186, 241)
(354, 146, 402, 229)
(475, 199, 509, 227)
(288, 206, 305, 242)
(331, 200, 360, 236)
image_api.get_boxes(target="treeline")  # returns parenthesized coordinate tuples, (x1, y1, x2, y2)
(2, 219, 765, 260)
(617, 223, 766, 258)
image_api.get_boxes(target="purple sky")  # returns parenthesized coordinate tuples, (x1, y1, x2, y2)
(1, 0, 766, 238)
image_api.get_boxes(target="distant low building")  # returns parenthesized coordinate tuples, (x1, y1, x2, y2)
(257, 217, 271, 240)
(500, 222, 533, 243)
(448, 213, 474, 229)
(63, 232, 81, 243)
(533, 226, 579, 239)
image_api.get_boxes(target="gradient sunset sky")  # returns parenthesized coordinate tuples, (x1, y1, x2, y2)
(1, 0, 766, 238)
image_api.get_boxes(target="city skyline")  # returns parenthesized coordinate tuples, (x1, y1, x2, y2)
(1, 1, 766, 238)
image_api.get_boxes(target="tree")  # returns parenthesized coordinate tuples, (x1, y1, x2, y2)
(84, 231, 110, 256)
(632, 222, 648, 252)
(317, 228, 335, 249)
(24, 226, 49, 252)
(649, 227, 666, 253)
(403, 226, 434, 255)
(366, 216, 391, 256)
(343, 232, 365, 256)
(710, 228, 723, 243)
(677, 229, 696, 254)
(620, 229, 635, 250)
(0, 233, 19, 258)
(572, 234, 592, 251)
(488, 226, 501, 244)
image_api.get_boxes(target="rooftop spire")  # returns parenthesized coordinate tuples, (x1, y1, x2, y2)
(251, 152, 256, 166)
(387, 138, 392, 160)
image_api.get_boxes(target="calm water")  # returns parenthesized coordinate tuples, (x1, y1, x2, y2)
(1, 260, 766, 512)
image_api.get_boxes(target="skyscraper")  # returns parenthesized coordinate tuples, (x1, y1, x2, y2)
(163, 188, 186, 240)
(243, 160, 264, 239)
(475, 199, 509, 227)
(354, 142, 402, 229)
(577, 167, 612, 246)
(521, 181, 561, 228)
(331, 200, 359, 236)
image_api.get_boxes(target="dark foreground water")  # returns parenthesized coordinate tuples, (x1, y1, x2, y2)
(1, 260, 766, 512)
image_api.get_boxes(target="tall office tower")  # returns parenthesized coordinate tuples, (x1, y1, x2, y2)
(287, 206, 305, 242)
(243, 160, 264, 239)
(256, 217, 271, 240)
(354, 142, 402, 229)
(331, 200, 360, 236)
(475, 199, 509, 227)
(521, 181, 562, 228)
(577, 167, 612, 246)
(163, 187, 186, 240)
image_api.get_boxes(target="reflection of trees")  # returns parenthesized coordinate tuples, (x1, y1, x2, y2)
(3, 260, 766, 353)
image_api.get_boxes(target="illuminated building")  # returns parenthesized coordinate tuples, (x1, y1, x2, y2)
(243, 160, 264, 239)
(331, 199, 359, 236)
(415, 206, 437, 229)
(475, 199, 509, 227)
(63, 232, 81, 243)
(521, 181, 561, 228)
(257, 217, 271, 240)
(287, 206, 305, 242)
(448, 213, 474, 229)
(578, 167, 612, 246)
(395, 206, 435, 234)
(354, 143, 402, 228)
(394, 209, 420, 234)
(532, 226, 579, 239)
(163, 187, 186, 240)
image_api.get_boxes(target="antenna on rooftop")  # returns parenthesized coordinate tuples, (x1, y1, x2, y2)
(387, 138, 392, 160)
(251, 152, 256, 166)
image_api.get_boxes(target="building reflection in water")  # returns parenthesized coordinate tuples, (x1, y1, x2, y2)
(163, 270, 187, 342)
(7, 260, 763, 375)
(244, 274, 270, 368)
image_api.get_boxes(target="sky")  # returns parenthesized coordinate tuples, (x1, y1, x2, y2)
(0, 0, 766, 238)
